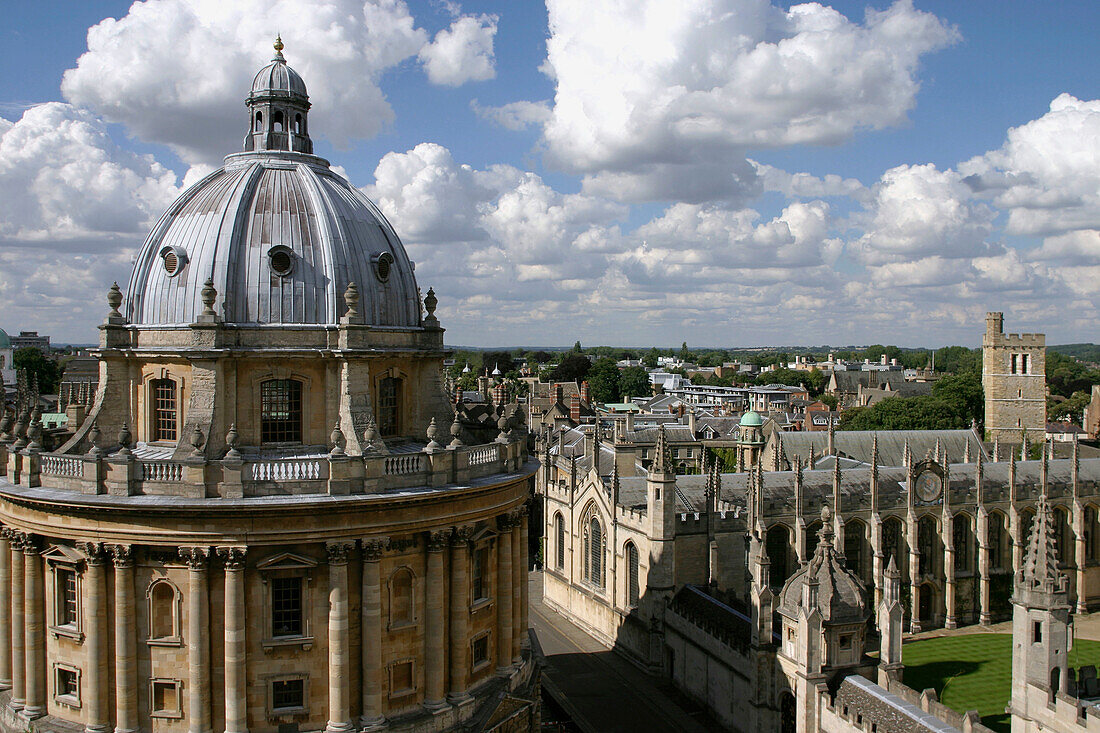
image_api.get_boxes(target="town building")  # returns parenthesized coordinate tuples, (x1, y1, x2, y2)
(7, 332, 49, 353)
(539, 424, 1100, 732)
(0, 330, 12, 389)
(0, 40, 537, 733)
(983, 311, 1046, 444)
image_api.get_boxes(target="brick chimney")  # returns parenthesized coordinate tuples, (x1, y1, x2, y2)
(569, 395, 581, 423)
(580, 380, 590, 404)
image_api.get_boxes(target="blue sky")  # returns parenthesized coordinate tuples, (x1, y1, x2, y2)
(0, 1, 1098, 347)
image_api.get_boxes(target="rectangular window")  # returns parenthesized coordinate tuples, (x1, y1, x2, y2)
(1033, 620, 1042, 643)
(272, 679, 305, 711)
(261, 380, 303, 444)
(1021, 354, 1029, 374)
(56, 568, 78, 627)
(152, 379, 177, 442)
(271, 577, 303, 637)
(391, 661, 414, 696)
(472, 546, 489, 602)
(56, 667, 78, 701)
(378, 377, 401, 437)
(472, 634, 490, 668)
(1010, 354, 1018, 375)
(151, 679, 181, 718)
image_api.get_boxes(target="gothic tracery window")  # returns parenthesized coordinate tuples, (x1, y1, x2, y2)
(626, 542, 640, 607)
(583, 511, 605, 588)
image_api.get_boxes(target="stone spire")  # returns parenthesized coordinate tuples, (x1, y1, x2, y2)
(651, 425, 673, 477)
(1019, 491, 1065, 597)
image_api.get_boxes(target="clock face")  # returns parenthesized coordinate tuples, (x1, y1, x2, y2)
(914, 471, 942, 502)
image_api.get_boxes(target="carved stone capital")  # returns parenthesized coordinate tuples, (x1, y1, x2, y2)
(450, 525, 475, 547)
(497, 514, 516, 533)
(20, 533, 41, 555)
(178, 546, 210, 569)
(76, 541, 108, 566)
(426, 530, 450, 553)
(361, 538, 389, 563)
(516, 503, 530, 520)
(217, 546, 248, 570)
(326, 541, 355, 565)
(107, 544, 133, 568)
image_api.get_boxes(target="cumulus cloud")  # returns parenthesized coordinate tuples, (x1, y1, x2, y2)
(0, 103, 179, 242)
(960, 94, 1100, 237)
(61, 0, 433, 164)
(752, 161, 866, 200)
(853, 163, 996, 264)
(526, 0, 956, 202)
(419, 14, 498, 86)
(471, 99, 551, 131)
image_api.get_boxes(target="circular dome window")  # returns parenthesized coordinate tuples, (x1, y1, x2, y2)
(374, 251, 394, 282)
(159, 246, 187, 277)
(268, 246, 295, 277)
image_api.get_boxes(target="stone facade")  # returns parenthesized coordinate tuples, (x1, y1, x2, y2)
(983, 312, 1046, 444)
(0, 40, 539, 733)
(539, 421, 1100, 731)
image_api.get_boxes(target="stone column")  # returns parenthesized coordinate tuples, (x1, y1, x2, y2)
(360, 539, 387, 730)
(78, 543, 110, 733)
(907, 519, 921, 634)
(511, 515, 523, 662)
(519, 506, 530, 651)
(423, 531, 449, 711)
(22, 535, 45, 719)
(180, 547, 212, 733)
(496, 515, 514, 673)
(109, 545, 137, 733)
(0, 532, 11, 690)
(325, 542, 355, 733)
(943, 526, 957, 630)
(977, 512, 992, 625)
(448, 527, 474, 704)
(219, 547, 248, 733)
(8, 533, 24, 712)
(1075, 503, 1088, 613)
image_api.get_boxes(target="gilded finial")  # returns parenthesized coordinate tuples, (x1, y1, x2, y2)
(274, 34, 285, 59)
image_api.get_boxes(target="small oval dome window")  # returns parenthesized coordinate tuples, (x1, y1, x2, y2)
(159, 246, 187, 277)
(268, 246, 295, 277)
(374, 252, 394, 282)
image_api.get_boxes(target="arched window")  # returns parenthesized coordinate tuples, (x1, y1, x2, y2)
(918, 516, 938, 576)
(273, 110, 284, 132)
(1086, 507, 1100, 562)
(260, 379, 303, 443)
(953, 514, 972, 571)
(1054, 506, 1071, 565)
(554, 513, 565, 570)
(390, 568, 414, 626)
(148, 580, 179, 641)
(294, 113, 303, 134)
(254, 111, 263, 131)
(626, 542, 639, 606)
(378, 376, 402, 437)
(883, 516, 905, 573)
(805, 520, 822, 559)
(151, 379, 178, 442)
(584, 514, 604, 588)
(766, 525, 791, 588)
(843, 522, 864, 577)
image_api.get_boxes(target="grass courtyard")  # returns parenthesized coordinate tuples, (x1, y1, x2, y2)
(902, 633, 1100, 732)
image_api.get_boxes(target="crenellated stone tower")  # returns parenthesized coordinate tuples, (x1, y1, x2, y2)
(983, 312, 1046, 444)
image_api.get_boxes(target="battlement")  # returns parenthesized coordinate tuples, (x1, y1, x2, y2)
(987, 332, 1045, 347)
(676, 509, 743, 534)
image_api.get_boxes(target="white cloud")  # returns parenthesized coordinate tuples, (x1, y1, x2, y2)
(528, 0, 956, 202)
(419, 14, 498, 86)
(61, 0, 430, 164)
(854, 163, 996, 264)
(0, 103, 179, 242)
(960, 94, 1100, 237)
(471, 99, 551, 131)
(752, 161, 866, 199)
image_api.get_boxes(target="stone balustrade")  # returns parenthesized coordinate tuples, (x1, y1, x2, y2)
(9, 439, 528, 498)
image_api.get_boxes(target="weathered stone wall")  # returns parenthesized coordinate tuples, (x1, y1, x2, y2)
(983, 312, 1046, 443)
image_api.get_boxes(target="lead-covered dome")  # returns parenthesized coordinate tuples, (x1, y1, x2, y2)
(125, 40, 420, 328)
(776, 507, 868, 624)
(251, 36, 308, 98)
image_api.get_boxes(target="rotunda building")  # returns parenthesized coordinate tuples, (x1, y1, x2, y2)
(0, 40, 537, 733)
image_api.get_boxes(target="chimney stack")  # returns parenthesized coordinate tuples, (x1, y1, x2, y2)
(554, 384, 564, 404)
(580, 380, 590, 404)
(569, 395, 581, 423)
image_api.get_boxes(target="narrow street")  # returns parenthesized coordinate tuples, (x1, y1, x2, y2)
(529, 571, 719, 733)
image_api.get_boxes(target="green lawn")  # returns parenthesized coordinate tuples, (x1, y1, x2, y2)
(902, 633, 1100, 732)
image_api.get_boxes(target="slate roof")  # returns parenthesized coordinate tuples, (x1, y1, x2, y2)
(829, 371, 908, 394)
(774, 429, 986, 468)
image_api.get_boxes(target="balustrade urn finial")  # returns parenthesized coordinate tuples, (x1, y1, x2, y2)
(190, 425, 205, 457)
(0, 407, 12, 443)
(201, 278, 218, 317)
(26, 416, 43, 453)
(496, 411, 510, 444)
(107, 282, 123, 318)
(225, 423, 241, 459)
(424, 417, 441, 453)
(87, 422, 103, 457)
(330, 422, 346, 456)
(423, 287, 439, 328)
(343, 281, 360, 321)
(116, 423, 133, 457)
(448, 412, 464, 449)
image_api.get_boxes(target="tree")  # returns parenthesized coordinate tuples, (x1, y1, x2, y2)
(481, 350, 516, 376)
(679, 341, 692, 362)
(13, 347, 62, 395)
(1049, 390, 1091, 422)
(931, 372, 984, 426)
(838, 395, 969, 431)
(587, 358, 621, 404)
(619, 366, 651, 401)
(819, 394, 839, 409)
(642, 349, 659, 369)
(934, 345, 981, 375)
(549, 353, 591, 383)
(572, 341, 583, 353)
